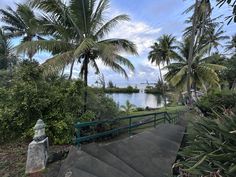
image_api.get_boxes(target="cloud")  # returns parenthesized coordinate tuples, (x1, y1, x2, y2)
(106, 20, 161, 55)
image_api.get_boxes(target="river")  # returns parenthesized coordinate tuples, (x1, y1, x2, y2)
(107, 92, 165, 108)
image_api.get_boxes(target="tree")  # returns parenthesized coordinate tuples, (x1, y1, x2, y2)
(216, 0, 236, 24)
(0, 28, 17, 86)
(164, 38, 225, 93)
(120, 100, 136, 114)
(226, 34, 236, 53)
(0, 4, 42, 60)
(17, 0, 138, 111)
(148, 34, 177, 107)
(148, 42, 163, 83)
(223, 54, 236, 89)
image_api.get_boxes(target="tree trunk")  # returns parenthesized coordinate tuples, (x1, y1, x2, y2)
(61, 65, 65, 77)
(83, 55, 89, 113)
(187, 0, 199, 106)
(69, 60, 75, 80)
(158, 64, 167, 108)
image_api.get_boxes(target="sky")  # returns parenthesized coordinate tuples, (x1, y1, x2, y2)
(0, 0, 235, 87)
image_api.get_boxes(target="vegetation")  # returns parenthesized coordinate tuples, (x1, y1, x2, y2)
(0, 61, 119, 144)
(164, 38, 225, 92)
(178, 112, 236, 177)
(197, 90, 236, 116)
(120, 100, 136, 114)
(104, 85, 139, 93)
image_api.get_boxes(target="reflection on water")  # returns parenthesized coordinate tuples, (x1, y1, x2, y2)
(107, 93, 165, 108)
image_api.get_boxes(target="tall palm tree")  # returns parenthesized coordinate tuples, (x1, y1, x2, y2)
(164, 38, 225, 93)
(0, 4, 42, 60)
(0, 28, 17, 71)
(148, 42, 163, 83)
(148, 34, 177, 107)
(17, 0, 138, 111)
(148, 34, 177, 82)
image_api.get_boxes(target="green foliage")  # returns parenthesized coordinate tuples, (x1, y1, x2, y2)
(79, 111, 96, 122)
(0, 61, 119, 144)
(104, 85, 139, 93)
(108, 80, 114, 88)
(178, 113, 236, 176)
(120, 100, 136, 114)
(223, 55, 236, 89)
(197, 90, 236, 116)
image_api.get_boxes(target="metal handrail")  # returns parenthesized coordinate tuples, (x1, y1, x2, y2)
(75, 110, 185, 146)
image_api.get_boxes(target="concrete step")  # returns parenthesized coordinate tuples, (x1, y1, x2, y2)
(149, 124, 185, 143)
(81, 143, 144, 177)
(58, 124, 185, 177)
(58, 146, 130, 177)
(103, 124, 185, 177)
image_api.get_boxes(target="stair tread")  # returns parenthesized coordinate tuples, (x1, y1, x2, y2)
(103, 124, 185, 177)
(82, 143, 144, 177)
(58, 146, 130, 177)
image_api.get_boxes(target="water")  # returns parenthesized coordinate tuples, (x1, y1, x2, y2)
(107, 92, 165, 108)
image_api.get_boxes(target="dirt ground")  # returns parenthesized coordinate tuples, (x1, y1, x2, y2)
(0, 142, 69, 177)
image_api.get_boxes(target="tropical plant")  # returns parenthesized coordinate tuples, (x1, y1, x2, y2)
(216, 0, 236, 24)
(225, 34, 236, 53)
(0, 28, 17, 70)
(0, 4, 42, 60)
(0, 60, 119, 144)
(164, 38, 225, 93)
(222, 54, 236, 89)
(17, 0, 138, 111)
(197, 90, 236, 116)
(148, 34, 177, 107)
(178, 113, 236, 177)
(183, 0, 212, 104)
(120, 100, 136, 114)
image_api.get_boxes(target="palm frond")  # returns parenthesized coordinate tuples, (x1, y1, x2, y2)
(95, 14, 130, 39)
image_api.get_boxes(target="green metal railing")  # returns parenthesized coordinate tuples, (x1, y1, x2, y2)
(75, 110, 185, 146)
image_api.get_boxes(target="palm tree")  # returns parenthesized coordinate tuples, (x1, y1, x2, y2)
(0, 28, 17, 71)
(158, 34, 177, 65)
(120, 100, 136, 114)
(225, 34, 236, 53)
(148, 34, 177, 107)
(0, 4, 42, 60)
(164, 38, 225, 94)
(17, 0, 138, 111)
(148, 42, 163, 83)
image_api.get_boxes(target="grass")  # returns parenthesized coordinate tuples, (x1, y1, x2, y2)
(130, 105, 186, 115)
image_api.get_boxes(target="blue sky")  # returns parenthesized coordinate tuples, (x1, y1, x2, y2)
(0, 0, 235, 87)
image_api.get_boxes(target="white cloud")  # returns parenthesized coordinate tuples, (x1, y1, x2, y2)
(106, 20, 161, 55)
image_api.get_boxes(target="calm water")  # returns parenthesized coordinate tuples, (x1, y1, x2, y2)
(107, 93, 165, 108)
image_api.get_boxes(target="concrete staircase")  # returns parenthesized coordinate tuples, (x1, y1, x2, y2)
(57, 123, 185, 177)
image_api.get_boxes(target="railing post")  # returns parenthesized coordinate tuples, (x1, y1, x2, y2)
(164, 112, 166, 124)
(154, 113, 157, 128)
(76, 122, 81, 148)
(128, 117, 132, 136)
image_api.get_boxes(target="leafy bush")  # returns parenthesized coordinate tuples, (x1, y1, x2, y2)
(178, 114, 236, 177)
(0, 60, 119, 144)
(197, 90, 236, 116)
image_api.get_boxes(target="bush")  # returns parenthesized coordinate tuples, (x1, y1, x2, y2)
(178, 113, 236, 177)
(197, 90, 236, 116)
(0, 60, 119, 144)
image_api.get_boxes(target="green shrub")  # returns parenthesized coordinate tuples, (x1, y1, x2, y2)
(0, 60, 119, 144)
(197, 90, 236, 116)
(178, 114, 236, 177)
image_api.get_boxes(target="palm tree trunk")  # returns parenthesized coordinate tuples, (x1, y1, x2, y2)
(187, 0, 199, 106)
(83, 55, 89, 113)
(61, 65, 65, 77)
(158, 64, 166, 108)
(69, 60, 75, 80)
